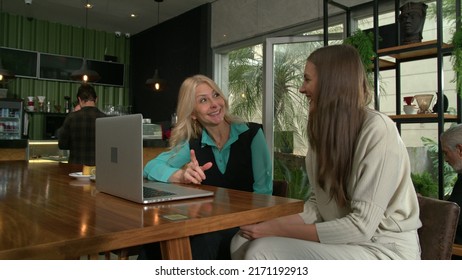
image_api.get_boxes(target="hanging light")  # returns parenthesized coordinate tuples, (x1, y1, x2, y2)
(70, 58, 100, 83)
(0, 0, 15, 83)
(0, 57, 15, 82)
(71, 1, 100, 83)
(145, 69, 166, 91)
(145, 0, 166, 92)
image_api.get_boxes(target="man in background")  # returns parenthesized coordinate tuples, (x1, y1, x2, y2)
(58, 84, 106, 165)
(440, 124, 462, 250)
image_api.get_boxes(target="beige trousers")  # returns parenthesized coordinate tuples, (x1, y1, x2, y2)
(230, 230, 421, 260)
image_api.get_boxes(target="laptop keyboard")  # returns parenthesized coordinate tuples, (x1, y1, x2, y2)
(143, 186, 176, 198)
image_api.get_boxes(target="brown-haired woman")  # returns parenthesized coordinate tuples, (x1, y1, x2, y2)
(230, 44, 421, 260)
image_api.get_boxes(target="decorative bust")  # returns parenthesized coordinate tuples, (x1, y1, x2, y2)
(398, 2, 428, 45)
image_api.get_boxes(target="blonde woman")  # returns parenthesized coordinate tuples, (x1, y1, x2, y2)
(142, 74, 272, 259)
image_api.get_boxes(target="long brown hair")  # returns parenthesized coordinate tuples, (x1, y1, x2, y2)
(307, 44, 371, 207)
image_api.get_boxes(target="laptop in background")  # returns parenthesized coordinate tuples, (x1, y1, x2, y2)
(95, 114, 214, 204)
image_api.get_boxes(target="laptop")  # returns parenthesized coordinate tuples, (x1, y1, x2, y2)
(95, 113, 214, 204)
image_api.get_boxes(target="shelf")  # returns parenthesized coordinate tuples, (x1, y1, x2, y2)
(378, 40, 453, 62)
(0, 117, 20, 121)
(324, 0, 460, 200)
(372, 58, 396, 71)
(388, 113, 458, 123)
(371, 41, 453, 70)
(26, 111, 67, 116)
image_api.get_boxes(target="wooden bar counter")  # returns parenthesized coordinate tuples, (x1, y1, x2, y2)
(0, 161, 303, 260)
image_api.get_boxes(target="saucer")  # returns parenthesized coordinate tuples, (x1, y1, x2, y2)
(69, 172, 91, 181)
(69, 180, 92, 187)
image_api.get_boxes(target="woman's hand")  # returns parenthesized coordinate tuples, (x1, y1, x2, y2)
(239, 214, 318, 242)
(181, 149, 213, 184)
(239, 222, 275, 240)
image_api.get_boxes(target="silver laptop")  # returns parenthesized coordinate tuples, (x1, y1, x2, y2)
(95, 113, 214, 204)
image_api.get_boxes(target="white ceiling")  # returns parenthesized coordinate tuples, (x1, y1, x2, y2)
(1, 0, 216, 36)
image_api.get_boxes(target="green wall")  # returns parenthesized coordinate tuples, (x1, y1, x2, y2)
(0, 11, 130, 112)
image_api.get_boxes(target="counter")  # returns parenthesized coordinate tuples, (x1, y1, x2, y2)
(0, 139, 28, 161)
(28, 140, 68, 162)
(143, 138, 168, 148)
(0, 139, 28, 148)
(142, 138, 169, 165)
(26, 138, 168, 164)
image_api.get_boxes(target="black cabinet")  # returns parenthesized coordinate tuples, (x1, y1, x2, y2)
(0, 47, 125, 87)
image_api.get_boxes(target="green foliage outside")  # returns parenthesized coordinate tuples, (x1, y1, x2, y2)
(411, 137, 457, 198)
(227, 43, 318, 201)
(411, 172, 439, 198)
(427, 0, 460, 23)
(428, 0, 462, 96)
(273, 158, 310, 201)
(451, 28, 462, 95)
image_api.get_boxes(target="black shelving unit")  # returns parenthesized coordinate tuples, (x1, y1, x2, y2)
(323, 0, 462, 199)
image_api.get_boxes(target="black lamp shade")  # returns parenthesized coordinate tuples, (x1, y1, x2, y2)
(0, 59, 16, 82)
(145, 69, 166, 92)
(71, 59, 100, 83)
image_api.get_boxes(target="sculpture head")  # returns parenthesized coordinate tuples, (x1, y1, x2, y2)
(398, 2, 428, 44)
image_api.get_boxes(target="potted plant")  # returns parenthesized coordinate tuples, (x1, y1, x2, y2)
(343, 29, 381, 92)
(411, 172, 438, 198)
(451, 27, 462, 96)
(343, 29, 376, 73)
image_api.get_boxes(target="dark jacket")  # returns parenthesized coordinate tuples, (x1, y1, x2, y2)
(58, 106, 107, 165)
(448, 174, 462, 244)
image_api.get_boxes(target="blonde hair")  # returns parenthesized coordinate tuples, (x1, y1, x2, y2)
(307, 44, 371, 207)
(169, 74, 242, 148)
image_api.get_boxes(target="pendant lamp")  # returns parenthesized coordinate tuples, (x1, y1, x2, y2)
(71, 1, 100, 83)
(71, 58, 100, 83)
(0, 0, 15, 83)
(0, 57, 15, 83)
(145, 0, 166, 92)
(146, 69, 165, 91)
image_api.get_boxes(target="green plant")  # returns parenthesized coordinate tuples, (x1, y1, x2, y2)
(428, 0, 462, 96)
(411, 172, 438, 198)
(421, 136, 457, 197)
(274, 157, 310, 201)
(451, 28, 462, 96)
(428, 0, 460, 23)
(274, 131, 294, 153)
(343, 29, 384, 94)
(343, 29, 376, 73)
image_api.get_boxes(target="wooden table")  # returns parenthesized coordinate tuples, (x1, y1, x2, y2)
(0, 161, 304, 260)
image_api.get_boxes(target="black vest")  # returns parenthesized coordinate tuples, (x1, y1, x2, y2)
(189, 122, 262, 192)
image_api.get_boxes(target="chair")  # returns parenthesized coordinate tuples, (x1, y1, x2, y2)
(417, 195, 460, 260)
(105, 247, 141, 260)
(272, 180, 288, 197)
(452, 243, 462, 257)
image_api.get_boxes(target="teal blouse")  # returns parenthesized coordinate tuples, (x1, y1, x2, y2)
(143, 122, 272, 194)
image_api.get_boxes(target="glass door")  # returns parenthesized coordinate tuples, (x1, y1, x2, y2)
(263, 36, 324, 200)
